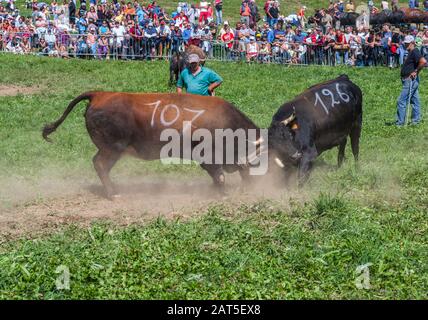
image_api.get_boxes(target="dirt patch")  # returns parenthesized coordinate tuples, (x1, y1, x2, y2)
(0, 172, 294, 242)
(0, 84, 43, 96)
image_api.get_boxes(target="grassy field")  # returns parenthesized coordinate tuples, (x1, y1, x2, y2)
(0, 54, 427, 299)
(15, 0, 409, 25)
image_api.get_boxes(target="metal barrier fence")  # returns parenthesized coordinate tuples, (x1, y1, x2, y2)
(1, 31, 427, 67)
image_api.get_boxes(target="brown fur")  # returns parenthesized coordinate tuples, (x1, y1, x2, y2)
(43, 92, 259, 199)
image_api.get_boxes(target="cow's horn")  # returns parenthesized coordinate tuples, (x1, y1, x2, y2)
(274, 157, 285, 168)
(251, 136, 264, 146)
(281, 111, 296, 126)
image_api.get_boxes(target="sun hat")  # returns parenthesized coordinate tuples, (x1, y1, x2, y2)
(188, 54, 200, 63)
(403, 35, 414, 43)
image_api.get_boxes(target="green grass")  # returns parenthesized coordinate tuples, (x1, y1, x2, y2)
(0, 54, 427, 299)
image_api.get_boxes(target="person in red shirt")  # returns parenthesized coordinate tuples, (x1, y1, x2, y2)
(335, 29, 349, 65)
(298, 6, 307, 28)
(221, 24, 234, 59)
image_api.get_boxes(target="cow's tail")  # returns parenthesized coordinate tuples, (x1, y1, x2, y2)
(42, 92, 94, 142)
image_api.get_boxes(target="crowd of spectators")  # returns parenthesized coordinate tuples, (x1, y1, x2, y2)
(0, 0, 427, 66)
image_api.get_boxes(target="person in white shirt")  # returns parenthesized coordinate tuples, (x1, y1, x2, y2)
(156, 20, 171, 56)
(381, 0, 389, 10)
(186, 4, 196, 26)
(112, 21, 126, 56)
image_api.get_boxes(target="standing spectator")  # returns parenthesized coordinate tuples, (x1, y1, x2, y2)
(201, 25, 212, 57)
(175, 11, 188, 28)
(320, 9, 333, 33)
(246, 35, 259, 61)
(182, 22, 192, 44)
(221, 23, 234, 59)
(186, 4, 195, 26)
(335, 29, 349, 65)
(346, 0, 355, 12)
(423, 0, 428, 11)
(258, 41, 271, 62)
(297, 6, 306, 28)
(381, 23, 393, 67)
(214, 0, 222, 25)
(249, 0, 259, 25)
(87, 5, 98, 22)
(240, 1, 251, 26)
(68, 0, 76, 26)
(199, 0, 209, 23)
(176, 54, 223, 96)
(391, 0, 399, 10)
(129, 19, 143, 58)
(156, 19, 170, 57)
(97, 35, 109, 59)
(421, 29, 428, 58)
(170, 23, 182, 53)
(112, 20, 126, 57)
(267, 1, 279, 28)
(86, 27, 97, 58)
(144, 21, 157, 58)
(395, 35, 426, 126)
(381, 0, 389, 10)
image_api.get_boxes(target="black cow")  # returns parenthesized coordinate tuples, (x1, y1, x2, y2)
(169, 45, 206, 85)
(268, 75, 363, 185)
(370, 10, 405, 26)
(169, 51, 187, 85)
(336, 12, 359, 27)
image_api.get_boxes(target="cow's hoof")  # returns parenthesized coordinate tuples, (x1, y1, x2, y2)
(109, 194, 122, 201)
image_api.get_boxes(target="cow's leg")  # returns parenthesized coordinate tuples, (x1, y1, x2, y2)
(200, 164, 226, 195)
(337, 138, 347, 168)
(238, 166, 252, 192)
(93, 149, 122, 200)
(298, 146, 318, 187)
(350, 123, 362, 163)
(169, 69, 175, 85)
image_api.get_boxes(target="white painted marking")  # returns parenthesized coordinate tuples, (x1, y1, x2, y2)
(160, 104, 180, 126)
(314, 92, 329, 115)
(336, 83, 350, 102)
(146, 100, 162, 127)
(322, 88, 340, 108)
(146, 101, 206, 129)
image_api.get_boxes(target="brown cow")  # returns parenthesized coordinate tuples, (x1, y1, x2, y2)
(186, 44, 206, 63)
(43, 92, 263, 199)
(400, 8, 428, 24)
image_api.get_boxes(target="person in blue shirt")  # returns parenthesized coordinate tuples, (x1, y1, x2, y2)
(144, 22, 157, 58)
(76, 16, 87, 34)
(176, 54, 223, 96)
(293, 28, 305, 43)
(182, 23, 192, 44)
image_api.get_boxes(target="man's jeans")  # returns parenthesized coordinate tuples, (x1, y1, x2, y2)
(335, 50, 348, 65)
(396, 77, 421, 125)
(215, 9, 222, 25)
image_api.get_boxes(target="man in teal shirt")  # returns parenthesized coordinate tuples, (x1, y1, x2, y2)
(176, 54, 223, 96)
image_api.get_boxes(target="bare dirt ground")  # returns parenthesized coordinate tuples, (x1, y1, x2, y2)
(0, 172, 291, 242)
(0, 85, 43, 96)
